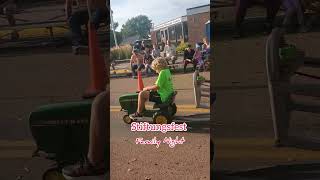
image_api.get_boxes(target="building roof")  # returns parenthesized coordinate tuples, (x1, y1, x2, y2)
(186, 4, 210, 16)
(152, 16, 187, 31)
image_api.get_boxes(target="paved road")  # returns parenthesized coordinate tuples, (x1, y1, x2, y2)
(109, 71, 211, 179)
(213, 29, 320, 179)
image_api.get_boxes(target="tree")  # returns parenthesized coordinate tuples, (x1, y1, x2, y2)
(112, 22, 119, 30)
(121, 15, 152, 39)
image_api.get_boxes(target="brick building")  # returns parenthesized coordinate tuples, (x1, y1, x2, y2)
(150, 16, 188, 47)
(150, 4, 209, 48)
(186, 4, 210, 47)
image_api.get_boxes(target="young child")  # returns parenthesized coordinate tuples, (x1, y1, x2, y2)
(129, 57, 174, 119)
(130, 49, 145, 78)
(193, 46, 204, 70)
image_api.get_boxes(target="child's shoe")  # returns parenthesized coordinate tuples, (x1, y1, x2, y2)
(129, 112, 143, 120)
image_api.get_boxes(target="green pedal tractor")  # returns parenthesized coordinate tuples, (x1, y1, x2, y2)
(119, 91, 178, 124)
(29, 100, 91, 180)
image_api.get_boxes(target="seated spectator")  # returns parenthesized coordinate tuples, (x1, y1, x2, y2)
(202, 37, 210, 51)
(2, 0, 19, 40)
(151, 44, 161, 59)
(302, 0, 320, 30)
(141, 41, 146, 51)
(282, 0, 308, 32)
(144, 47, 155, 76)
(163, 40, 177, 66)
(233, 0, 281, 38)
(194, 46, 205, 71)
(65, 0, 107, 50)
(183, 44, 196, 73)
(130, 49, 145, 78)
(160, 40, 166, 52)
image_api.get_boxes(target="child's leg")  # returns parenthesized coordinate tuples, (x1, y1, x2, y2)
(265, 0, 281, 26)
(193, 59, 198, 70)
(87, 91, 107, 165)
(69, 10, 89, 46)
(294, 0, 305, 26)
(137, 90, 150, 113)
(183, 59, 189, 72)
(131, 64, 138, 76)
(283, 4, 296, 28)
(235, 0, 250, 30)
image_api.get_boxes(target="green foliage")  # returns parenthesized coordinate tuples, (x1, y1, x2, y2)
(176, 42, 190, 53)
(121, 15, 152, 39)
(110, 45, 132, 61)
(279, 45, 297, 62)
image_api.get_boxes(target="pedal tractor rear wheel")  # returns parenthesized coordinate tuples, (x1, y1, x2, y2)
(170, 103, 177, 116)
(153, 112, 171, 124)
(42, 168, 66, 180)
(123, 115, 133, 124)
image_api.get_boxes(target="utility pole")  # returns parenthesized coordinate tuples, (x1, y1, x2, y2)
(110, 9, 119, 48)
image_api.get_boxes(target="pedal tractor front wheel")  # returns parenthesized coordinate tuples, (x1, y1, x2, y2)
(42, 168, 66, 180)
(123, 115, 133, 124)
(153, 112, 171, 124)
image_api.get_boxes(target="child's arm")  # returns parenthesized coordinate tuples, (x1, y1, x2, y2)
(130, 55, 134, 66)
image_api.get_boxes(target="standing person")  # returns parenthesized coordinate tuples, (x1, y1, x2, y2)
(63, 91, 108, 178)
(130, 49, 145, 78)
(183, 44, 196, 73)
(233, 0, 282, 38)
(163, 40, 177, 66)
(151, 44, 161, 59)
(65, 0, 107, 50)
(282, 0, 308, 32)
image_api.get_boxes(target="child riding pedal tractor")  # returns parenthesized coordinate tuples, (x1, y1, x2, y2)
(119, 57, 177, 124)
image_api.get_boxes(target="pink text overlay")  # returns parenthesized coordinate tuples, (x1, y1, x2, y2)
(131, 122, 188, 133)
(135, 136, 186, 148)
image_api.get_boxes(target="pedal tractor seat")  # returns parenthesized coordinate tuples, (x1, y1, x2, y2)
(153, 91, 177, 109)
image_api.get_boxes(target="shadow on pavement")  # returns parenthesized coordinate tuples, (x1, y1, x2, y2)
(277, 136, 320, 151)
(212, 163, 320, 180)
(174, 113, 210, 134)
(0, 41, 72, 58)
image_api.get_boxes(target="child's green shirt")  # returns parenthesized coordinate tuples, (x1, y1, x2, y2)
(155, 69, 174, 102)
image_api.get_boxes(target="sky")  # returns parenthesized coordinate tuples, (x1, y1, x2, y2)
(110, 0, 209, 31)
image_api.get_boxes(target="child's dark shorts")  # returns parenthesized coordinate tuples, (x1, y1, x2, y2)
(149, 91, 162, 104)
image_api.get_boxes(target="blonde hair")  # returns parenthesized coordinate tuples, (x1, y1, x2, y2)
(151, 57, 168, 72)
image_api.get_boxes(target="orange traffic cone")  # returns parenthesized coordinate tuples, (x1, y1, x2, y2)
(137, 71, 144, 91)
(83, 22, 107, 99)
